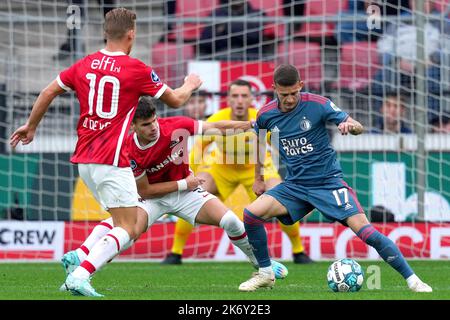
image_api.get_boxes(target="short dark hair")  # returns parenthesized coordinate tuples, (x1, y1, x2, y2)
(384, 91, 408, 108)
(274, 64, 301, 86)
(228, 79, 252, 92)
(133, 96, 156, 122)
(430, 113, 450, 126)
(192, 90, 210, 98)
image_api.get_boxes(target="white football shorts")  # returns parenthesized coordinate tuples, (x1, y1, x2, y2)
(140, 187, 217, 230)
(78, 163, 140, 210)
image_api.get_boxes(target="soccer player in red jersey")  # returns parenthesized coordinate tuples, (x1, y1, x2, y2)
(10, 8, 202, 297)
(62, 97, 289, 280)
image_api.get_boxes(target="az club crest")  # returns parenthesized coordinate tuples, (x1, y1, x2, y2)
(300, 117, 312, 131)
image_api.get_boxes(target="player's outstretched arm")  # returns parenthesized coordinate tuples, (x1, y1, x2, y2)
(202, 120, 252, 135)
(338, 116, 364, 136)
(10, 79, 65, 147)
(159, 74, 203, 108)
(136, 174, 204, 199)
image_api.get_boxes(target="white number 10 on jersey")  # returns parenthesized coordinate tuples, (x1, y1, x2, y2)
(86, 73, 120, 119)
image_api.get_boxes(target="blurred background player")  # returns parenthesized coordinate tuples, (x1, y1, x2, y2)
(430, 113, 450, 133)
(198, 0, 266, 60)
(371, 91, 413, 134)
(162, 79, 313, 265)
(183, 90, 211, 120)
(61, 97, 288, 279)
(238, 64, 432, 293)
(11, 7, 203, 297)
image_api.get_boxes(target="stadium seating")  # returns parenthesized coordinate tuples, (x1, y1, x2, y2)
(168, 0, 219, 42)
(277, 41, 323, 91)
(248, 0, 285, 38)
(296, 0, 348, 39)
(335, 41, 380, 90)
(434, 0, 450, 14)
(150, 42, 195, 88)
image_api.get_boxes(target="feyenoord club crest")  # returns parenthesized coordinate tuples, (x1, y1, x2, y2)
(300, 117, 312, 131)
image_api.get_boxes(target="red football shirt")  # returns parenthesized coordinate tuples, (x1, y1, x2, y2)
(128, 117, 202, 183)
(57, 49, 167, 167)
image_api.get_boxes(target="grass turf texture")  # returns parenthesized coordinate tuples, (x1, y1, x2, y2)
(0, 261, 448, 300)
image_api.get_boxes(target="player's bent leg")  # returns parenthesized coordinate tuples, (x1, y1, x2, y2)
(61, 208, 148, 279)
(244, 195, 288, 265)
(64, 207, 136, 294)
(195, 196, 288, 279)
(239, 195, 289, 291)
(109, 206, 138, 240)
(61, 217, 114, 276)
(195, 198, 259, 266)
(161, 171, 220, 265)
(120, 206, 149, 254)
(346, 213, 432, 293)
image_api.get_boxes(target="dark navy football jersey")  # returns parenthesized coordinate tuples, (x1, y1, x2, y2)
(255, 92, 349, 185)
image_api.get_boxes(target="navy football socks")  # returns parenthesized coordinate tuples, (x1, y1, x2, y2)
(357, 224, 414, 279)
(243, 209, 271, 268)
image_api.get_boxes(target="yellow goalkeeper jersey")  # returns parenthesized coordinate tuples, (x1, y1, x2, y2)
(190, 107, 273, 171)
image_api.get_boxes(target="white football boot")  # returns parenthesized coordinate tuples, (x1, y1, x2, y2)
(409, 280, 433, 293)
(239, 271, 275, 292)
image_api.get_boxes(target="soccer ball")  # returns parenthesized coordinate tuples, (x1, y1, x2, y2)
(327, 258, 364, 292)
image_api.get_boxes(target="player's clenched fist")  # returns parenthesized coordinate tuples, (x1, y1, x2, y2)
(186, 174, 205, 190)
(253, 179, 266, 197)
(184, 74, 203, 91)
(338, 118, 363, 136)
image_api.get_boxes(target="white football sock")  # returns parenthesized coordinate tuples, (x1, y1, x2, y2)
(406, 274, 420, 287)
(76, 218, 114, 262)
(219, 210, 259, 267)
(259, 266, 273, 275)
(72, 227, 130, 280)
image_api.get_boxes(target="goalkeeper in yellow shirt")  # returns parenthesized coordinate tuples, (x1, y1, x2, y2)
(162, 79, 313, 264)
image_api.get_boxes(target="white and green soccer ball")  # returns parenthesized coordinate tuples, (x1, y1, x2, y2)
(327, 258, 364, 292)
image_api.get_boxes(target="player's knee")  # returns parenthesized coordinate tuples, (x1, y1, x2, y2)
(219, 210, 244, 236)
(135, 207, 149, 236)
(243, 208, 266, 226)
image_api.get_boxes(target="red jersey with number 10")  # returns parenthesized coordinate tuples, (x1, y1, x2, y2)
(57, 49, 167, 167)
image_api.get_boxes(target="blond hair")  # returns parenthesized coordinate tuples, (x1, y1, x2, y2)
(104, 8, 136, 41)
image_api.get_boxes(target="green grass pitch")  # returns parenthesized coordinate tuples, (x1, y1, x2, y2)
(0, 261, 448, 300)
